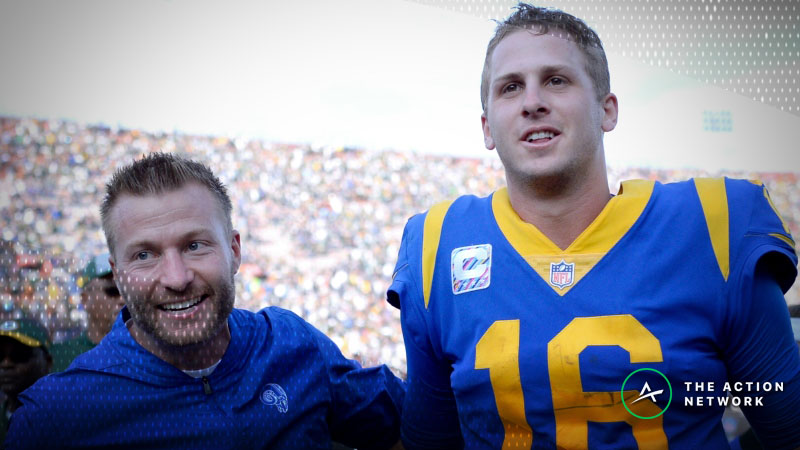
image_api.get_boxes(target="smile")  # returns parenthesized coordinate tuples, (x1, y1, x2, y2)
(526, 131, 555, 143)
(159, 296, 206, 312)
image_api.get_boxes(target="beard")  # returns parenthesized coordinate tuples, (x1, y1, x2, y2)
(127, 273, 236, 350)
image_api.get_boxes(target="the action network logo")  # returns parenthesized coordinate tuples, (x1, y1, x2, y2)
(620, 368, 673, 420)
(621, 369, 780, 417)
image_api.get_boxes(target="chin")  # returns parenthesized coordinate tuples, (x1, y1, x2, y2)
(158, 323, 223, 348)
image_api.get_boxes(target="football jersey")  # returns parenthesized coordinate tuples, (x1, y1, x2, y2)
(388, 178, 799, 449)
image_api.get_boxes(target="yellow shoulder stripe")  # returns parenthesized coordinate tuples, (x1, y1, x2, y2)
(762, 188, 795, 246)
(422, 200, 454, 309)
(694, 178, 730, 281)
(750, 179, 795, 247)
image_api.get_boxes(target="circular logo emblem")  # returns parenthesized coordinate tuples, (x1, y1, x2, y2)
(620, 368, 672, 419)
(260, 383, 288, 414)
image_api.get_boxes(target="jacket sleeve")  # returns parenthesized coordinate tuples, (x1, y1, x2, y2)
(5, 382, 60, 449)
(307, 320, 406, 450)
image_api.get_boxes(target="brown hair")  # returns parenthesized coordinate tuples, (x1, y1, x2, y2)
(480, 3, 610, 111)
(100, 152, 233, 255)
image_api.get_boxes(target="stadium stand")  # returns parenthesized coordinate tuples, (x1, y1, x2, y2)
(1, 116, 798, 376)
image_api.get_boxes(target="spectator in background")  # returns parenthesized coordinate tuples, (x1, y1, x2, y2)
(2, 116, 798, 379)
(7, 153, 404, 449)
(0, 316, 51, 443)
(51, 253, 122, 372)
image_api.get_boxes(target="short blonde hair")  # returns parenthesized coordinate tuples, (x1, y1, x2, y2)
(100, 152, 232, 255)
(480, 3, 610, 111)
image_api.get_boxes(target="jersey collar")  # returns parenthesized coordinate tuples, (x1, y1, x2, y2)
(491, 180, 655, 295)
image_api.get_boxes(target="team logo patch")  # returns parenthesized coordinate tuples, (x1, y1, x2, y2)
(451, 244, 491, 295)
(549, 260, 574, 289)
(260, 383, 289, 413)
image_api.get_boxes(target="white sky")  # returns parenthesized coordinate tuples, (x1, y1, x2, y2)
(1, 0, 798, 173)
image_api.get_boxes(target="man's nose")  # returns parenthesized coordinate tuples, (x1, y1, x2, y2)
(158, 250, 194, 292)
(521, 85, 550, 118)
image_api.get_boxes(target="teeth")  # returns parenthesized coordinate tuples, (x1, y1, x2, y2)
(526, 131, 555, 142)
(161, 297, 203, 311)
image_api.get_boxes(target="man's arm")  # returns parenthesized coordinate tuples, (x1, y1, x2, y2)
(308, 322, 405, 450)
(5, 382, 58, 449)
(387, 221, 463, 449)
(398, 298, 463, 449)
(723, 258, 800, 449)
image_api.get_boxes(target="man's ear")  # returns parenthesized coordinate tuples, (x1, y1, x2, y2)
(109, 254, 123, 295)
(109, 254, 116, 276)
(601, 93, 618, 132)
(481, 113, 496, 150)
(230, 230, 242, 275)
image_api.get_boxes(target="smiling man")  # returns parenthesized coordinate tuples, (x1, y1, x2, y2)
(7, 153, 404, 449)
(387, 4, 800, 449)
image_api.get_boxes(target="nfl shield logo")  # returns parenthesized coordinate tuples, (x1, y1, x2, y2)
(550, 260, 574, 289)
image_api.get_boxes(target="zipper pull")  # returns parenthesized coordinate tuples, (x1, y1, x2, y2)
(202, 376, 213, 395)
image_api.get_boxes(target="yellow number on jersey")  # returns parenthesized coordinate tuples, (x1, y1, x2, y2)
(476, 315, 668, 449)
(475, 320, 533, 449)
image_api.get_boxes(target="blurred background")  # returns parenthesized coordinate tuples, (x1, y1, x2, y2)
(1, 0, 798, 382)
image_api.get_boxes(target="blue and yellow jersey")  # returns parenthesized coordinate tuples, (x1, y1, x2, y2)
(388, 178, 799, 449)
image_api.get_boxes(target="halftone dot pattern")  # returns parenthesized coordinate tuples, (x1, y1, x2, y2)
(409, 0, 800, 116)
(7, 308, 404, 447)
(1, 115, 799, 356)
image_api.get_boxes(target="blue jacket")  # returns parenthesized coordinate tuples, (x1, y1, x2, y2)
(7, 307, 404, 449)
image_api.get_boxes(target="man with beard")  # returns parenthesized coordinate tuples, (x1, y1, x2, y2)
(7, 153, 404, 449)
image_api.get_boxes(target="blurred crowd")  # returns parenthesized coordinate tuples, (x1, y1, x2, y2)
(1, 116, 798, 376)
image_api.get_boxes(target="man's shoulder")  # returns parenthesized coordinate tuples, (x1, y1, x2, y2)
(19, 362, 113, 412)
(651, 177, 788, 224)
(421, 192, 494, 219)
(239, 307, 337, 363)
(628, 177, 773, 215)
(237, 306, 319, 338)
(647, 176, 763, 196)
(235, 305, 300, 324)
(648, 177, 796, 286)
(401, 191, 497, 241)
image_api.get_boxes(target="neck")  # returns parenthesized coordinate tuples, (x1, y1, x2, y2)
(507, 168, 611, 250)
(128, 322, 231, 371)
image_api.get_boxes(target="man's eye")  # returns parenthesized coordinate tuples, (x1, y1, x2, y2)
(187, 242, 203, 251)
(548, 77, 565, 86)
(135, 251, 150, 261)
(502, 82, 520, 94)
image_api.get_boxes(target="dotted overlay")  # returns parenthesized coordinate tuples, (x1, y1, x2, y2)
(409, 0, 800, 116)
